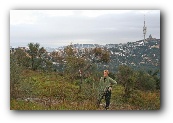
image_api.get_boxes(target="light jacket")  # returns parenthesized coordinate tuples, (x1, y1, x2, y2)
(98, 76, 117, 95)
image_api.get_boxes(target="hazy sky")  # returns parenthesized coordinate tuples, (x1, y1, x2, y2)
(10, 10, 160, 48)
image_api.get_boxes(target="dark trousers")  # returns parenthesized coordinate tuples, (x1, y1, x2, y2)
(105, 89, 111, 108)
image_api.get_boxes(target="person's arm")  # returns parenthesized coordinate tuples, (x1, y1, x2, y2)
(108, 77, 117, 85)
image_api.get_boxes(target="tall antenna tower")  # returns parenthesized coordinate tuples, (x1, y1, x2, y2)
(143, 15, 147, 43)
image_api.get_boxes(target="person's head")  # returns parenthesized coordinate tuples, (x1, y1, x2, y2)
(104, 70, 109, 76)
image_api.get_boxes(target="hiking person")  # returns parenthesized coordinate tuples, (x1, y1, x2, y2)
(97, 70, 117, 110)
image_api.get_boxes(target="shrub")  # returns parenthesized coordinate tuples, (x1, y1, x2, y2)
(128, 90, 160, 110)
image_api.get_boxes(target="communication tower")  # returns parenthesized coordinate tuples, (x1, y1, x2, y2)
(143, 15, 147, 43)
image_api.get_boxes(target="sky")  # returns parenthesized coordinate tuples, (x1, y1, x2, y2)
(10, 10, 160, 48)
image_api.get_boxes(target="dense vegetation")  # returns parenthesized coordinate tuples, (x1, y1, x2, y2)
(10, 43, 160, 110)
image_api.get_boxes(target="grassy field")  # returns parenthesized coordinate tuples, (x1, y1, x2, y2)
(10, 70, 160, 110)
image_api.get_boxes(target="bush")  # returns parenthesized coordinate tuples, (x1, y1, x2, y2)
(128, 90, 160, 110)
(136, 71, 156, 91)
(116, 65, 137, 99)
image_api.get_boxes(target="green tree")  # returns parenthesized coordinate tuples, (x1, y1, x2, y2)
(28, 43, 46, 70)
(136, 70, 157, 91)
(14, 48, 30, 68)
(28, 43, 40, 70)
(116, 65, 137, 98)
(64, 44, 86, 81)
(38, 47, 46, 58)
(63, 44, 111, 93)
(10, 54, 23, 99)
(148, 69, 160, 90)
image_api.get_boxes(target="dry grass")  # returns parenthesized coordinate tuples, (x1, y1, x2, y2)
(10, 70, 160, 110)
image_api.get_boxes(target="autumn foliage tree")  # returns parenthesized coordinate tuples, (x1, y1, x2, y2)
(63, 45, 110, 78)
(92, 47, 110, 63)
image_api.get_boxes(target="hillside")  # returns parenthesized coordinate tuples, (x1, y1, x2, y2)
(10, 70, 160, 110)
(10, 42, 160, 110)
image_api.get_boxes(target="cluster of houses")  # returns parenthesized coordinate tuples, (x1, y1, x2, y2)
(10, 34, 160, 73)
